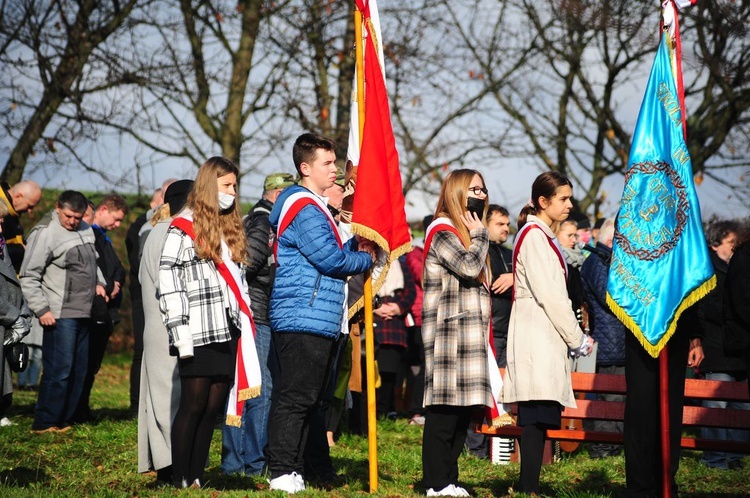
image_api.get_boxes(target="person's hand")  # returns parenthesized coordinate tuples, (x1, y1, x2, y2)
(96, 284, 109, 302)
(459, 211, 485, 232)
(582, 336, 595, 356)
(374, 302, 400, 319)
(688, 338, 704, 368)
(39, 311, 55, 327)
(491, 273, 513, 294)
(111, 281, 121, 298)
(358, 239, 377, 262)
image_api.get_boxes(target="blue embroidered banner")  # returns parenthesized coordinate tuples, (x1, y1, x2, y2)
(606, 31, 715, 358)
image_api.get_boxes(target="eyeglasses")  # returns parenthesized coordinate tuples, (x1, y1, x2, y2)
(468, 186, 488, 196)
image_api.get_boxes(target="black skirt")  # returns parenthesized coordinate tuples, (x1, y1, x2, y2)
(516, 400, 563, 428)
(178, 337, 237, 379)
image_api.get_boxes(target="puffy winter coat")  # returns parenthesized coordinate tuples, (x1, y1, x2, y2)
(580, 243, 626, 366)
(269, 186, 372, 339)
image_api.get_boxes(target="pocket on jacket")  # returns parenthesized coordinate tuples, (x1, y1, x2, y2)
(444, 310, 469, 323)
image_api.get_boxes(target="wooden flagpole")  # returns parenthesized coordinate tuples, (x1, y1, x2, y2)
(354, 5, 378, 493)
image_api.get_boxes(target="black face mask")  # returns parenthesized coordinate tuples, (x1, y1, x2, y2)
(466, 197, 486, 219)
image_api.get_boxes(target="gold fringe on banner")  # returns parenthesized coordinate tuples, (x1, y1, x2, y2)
(606, 274, 716, 358)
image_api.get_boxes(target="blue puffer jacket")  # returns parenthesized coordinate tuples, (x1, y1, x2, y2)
(581, 243, 626, 366)
(269, 185, 372, 339)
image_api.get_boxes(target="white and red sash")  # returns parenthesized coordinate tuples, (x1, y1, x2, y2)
(275, 191, 342, 261)
(512, 221, 567, 304)
(170, 215, 262, 427)
(423, 217, 509, 427)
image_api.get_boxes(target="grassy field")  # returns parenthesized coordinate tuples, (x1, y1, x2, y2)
(1, 354, 749, 497)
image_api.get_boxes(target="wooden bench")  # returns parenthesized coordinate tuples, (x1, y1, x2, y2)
(476, 371, 750, 454)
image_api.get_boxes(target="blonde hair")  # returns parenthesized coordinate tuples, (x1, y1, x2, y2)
(187, 157, 247, 264)
(0, 201, 8, 219)
(150, 203, 171, 226)
(433, 169, 489, 282)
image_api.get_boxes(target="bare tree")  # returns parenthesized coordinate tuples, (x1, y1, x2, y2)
(682, 1, 750, 205)
(0, 0, 145, 185)
(92, 0, 287, 183)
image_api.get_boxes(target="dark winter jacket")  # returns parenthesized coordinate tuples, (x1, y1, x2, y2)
(244, 197, 275, 325)
(699, 251, 744, 373)
(488, 242, 512, 356)
(581, 243, 626, 366)
(723, 242, 750, 389)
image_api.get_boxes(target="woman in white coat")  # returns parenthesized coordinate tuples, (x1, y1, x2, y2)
(502, 171, 594, 495)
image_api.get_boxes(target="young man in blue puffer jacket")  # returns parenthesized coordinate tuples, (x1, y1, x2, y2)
(266, 133, 374, 493)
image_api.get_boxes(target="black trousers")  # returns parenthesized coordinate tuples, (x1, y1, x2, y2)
(267, 332, 336, 479)
(624, 329, 689, 498)
(422, 404, 473, 490)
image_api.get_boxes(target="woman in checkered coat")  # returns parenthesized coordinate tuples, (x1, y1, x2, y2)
(421, 169, 493, 497)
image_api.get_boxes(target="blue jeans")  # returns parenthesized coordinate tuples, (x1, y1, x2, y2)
(221, 323, 274, 475)
(700, 372, 750, 468)
(33, 318, 89, 430)
(17, 345, 42, 387)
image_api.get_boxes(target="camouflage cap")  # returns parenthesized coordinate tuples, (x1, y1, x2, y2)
(264, 172, 296, 191)
(333, 167, 346, 187)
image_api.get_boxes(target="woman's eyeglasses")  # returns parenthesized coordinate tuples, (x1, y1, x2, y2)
(468, 186, 488, 196)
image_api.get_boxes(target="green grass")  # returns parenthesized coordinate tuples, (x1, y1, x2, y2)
(1, 354, 749, 497)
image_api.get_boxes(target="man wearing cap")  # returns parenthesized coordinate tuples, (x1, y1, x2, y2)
(221, 171, 295, 476)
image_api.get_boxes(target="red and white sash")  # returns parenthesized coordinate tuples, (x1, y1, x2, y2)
(423, 217, 509, 427)
(512, 221, 567, 304)
(275, 191, 342, 259)
(170, 215, 262, 427)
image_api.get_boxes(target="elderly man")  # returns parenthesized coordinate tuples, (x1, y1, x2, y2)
(0, 180, 43, 272)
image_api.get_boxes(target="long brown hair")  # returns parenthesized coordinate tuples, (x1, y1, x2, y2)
(433, 168, 489, 282)
(187, 157, 247, 264)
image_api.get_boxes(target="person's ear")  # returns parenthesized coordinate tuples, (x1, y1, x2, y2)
(538, 196, 549, 210)
(299, 162, 310, 178)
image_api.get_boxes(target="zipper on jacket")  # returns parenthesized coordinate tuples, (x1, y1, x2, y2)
(309, 274, 322, 306)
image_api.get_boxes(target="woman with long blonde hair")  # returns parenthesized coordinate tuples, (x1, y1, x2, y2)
(421, 169, 493, 497)
(159, 157, 260, 488)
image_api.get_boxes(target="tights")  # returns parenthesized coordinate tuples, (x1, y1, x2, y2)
(519, 423, 546, 495)
(171, 376, 229, 486)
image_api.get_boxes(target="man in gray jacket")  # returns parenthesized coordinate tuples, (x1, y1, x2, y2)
(20, 190, 106, 433)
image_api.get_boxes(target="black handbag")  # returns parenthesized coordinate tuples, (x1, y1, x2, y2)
(6, 343, 29, 373)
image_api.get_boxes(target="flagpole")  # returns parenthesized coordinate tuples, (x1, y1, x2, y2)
(355, 5, 379, 493)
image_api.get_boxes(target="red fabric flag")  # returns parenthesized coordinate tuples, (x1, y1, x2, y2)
(350, 0, 411, 263)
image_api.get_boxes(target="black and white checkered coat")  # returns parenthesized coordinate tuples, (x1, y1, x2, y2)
(158, 226, 244, 358)
(422, 227, 493, 408)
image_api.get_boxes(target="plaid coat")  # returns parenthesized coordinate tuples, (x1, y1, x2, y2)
(422, 226, 493, 408)
(158, 223, 245, 358)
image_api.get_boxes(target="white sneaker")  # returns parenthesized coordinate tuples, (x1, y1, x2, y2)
(427, 484, 470, 497)
(0, 417, 13, 427)
(294, 472, 305, 492)
(453, 485, 471, 497)
(269, 472, 304, 494)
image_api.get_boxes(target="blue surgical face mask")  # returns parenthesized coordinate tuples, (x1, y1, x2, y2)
(218, 192, 235, 210)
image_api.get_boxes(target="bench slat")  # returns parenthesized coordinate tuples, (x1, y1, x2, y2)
(476, 425, 750, 453)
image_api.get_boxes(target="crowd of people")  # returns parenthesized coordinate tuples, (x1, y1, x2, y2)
(0, 136, 748, 496)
